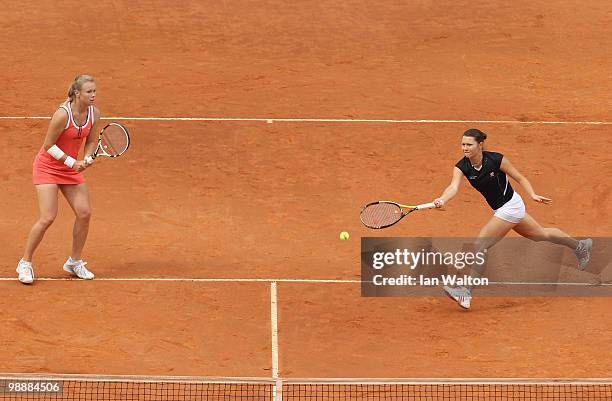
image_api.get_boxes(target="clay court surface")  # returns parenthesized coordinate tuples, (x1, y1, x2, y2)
(1, 0, 610, 385)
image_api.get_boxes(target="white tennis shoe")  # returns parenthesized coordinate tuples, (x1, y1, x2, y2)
(575, 238, 593, 271)
(443, 285, 472, 310)
(16, 259, 34, 284)
(63, 257, 95, 280)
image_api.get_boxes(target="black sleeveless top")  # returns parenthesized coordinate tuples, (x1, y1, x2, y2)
(455, 151, 514, 209)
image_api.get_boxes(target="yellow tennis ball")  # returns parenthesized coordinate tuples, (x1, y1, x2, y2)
(340, 231, 350, 240)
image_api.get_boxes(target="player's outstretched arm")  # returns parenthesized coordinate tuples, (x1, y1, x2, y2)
(434, 167, 463, 207)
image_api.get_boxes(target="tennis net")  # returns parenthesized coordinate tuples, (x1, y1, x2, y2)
(0, 375, 610, 400)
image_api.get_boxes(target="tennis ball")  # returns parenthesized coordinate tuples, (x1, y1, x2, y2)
(340, 231, 350, 240)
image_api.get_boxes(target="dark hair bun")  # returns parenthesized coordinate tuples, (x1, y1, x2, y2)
(463, 128, 487, 143)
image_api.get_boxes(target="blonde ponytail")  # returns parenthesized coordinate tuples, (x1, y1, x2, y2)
(67, 74, 95, 102)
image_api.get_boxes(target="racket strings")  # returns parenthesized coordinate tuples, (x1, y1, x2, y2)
(360, 203, 402, 228)
(101, 125, 129, 156)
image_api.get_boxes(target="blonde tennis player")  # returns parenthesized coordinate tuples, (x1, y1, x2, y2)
(433, 128, 592, 309)
(16, 75, 100, 284)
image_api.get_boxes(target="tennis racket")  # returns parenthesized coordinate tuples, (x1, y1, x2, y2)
(360, 201, 436, 229)
(91, 122, 130, 159)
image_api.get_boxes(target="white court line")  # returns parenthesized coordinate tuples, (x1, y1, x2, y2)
(0, 116, 611, 125)
(0, 373, 609, 385)
(270, 282, 280, 380)
(0, 277, 609, 285)
(0, 277, 360, 283)
(281, 377, 612, 385)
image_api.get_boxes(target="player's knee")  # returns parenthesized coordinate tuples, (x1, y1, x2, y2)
(540, 228, 555, 241)
(38, 215, 56, 228)
(474, 238, 488, 252)
(528, 229, 550, 242)
(76, 208, 91, 221)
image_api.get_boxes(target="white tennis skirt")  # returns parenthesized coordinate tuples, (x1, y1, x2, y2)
(494, 191, 526, 224)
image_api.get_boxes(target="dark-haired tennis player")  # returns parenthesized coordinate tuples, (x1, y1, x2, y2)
(16, 75, 100, 284)
(433, 128, 592, 309)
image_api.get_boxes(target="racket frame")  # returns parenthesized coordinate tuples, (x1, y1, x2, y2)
(92, 122, 130, 159)
(359, 201, 436, 229)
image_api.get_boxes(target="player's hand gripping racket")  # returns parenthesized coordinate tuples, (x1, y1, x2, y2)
(360, 201, 436, 229)
(90, 122, 130, 160)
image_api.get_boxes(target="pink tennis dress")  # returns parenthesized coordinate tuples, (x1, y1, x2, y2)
(33, 103, 94, 185)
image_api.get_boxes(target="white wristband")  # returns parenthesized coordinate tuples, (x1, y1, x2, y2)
(47, 145, 65, 160)
(84, 155, 94, 166)
(64, 156, 76, 168)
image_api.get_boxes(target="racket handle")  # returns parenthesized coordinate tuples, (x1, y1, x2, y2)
(416, 202, 436, 210)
